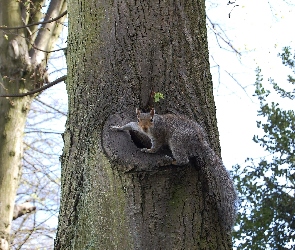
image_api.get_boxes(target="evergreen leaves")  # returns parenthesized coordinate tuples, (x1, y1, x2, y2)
(232, 47, 295, 249)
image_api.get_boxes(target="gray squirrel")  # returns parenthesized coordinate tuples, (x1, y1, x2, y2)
(111, 108, 237, 232)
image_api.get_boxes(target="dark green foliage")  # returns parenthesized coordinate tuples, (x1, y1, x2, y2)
(232, 47, 295, 249)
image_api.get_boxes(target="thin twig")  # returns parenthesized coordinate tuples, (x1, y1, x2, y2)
(0, 11, 67, 30)
(35, 98, 67, 116)
(0, 75, 67, 97)
(206, 15, 241, 56)
(30, 44, 66, 54)
(224, 70, 253, 100)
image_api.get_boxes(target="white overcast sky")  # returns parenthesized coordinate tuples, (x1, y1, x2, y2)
(206, 0, 295, 168)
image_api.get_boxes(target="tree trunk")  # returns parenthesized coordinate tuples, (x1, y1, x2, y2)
(55, 0, 233, 249)
(0, 0, 66, 248)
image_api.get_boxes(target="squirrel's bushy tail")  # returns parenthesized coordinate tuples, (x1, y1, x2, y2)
(200, 143, 238, 232)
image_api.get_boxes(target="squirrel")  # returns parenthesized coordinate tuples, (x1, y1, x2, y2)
(110, 108, 237, 232)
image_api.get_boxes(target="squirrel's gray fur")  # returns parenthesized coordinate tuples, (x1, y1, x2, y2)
(111, 108, 237, 232)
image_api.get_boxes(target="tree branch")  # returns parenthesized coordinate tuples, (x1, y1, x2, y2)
(30, 44, 66, 54)
(0, 75, 67, 98)
(30, 0, 67, 65)
(13, 202, 36, 220)
(35, 97, 67, 116)
(206, 15, 241, 55)
(0, 11, 67, 30)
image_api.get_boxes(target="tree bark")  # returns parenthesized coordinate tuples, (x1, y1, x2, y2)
(0, 0, 66, 248)
(55, 0, 233, 249)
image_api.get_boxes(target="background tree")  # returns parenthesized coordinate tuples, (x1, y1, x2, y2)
(0, 0, 66, 248)
(232, 47, 295, 249)
(55, 1, 236, 249)
(11, 82, 67, 249)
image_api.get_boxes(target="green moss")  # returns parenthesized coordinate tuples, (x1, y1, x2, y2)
(169, 184, 186, 210)
(69, 143, 134, 249)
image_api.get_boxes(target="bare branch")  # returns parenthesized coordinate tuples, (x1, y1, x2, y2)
(224, 70, 253, 100)
(206, 15, 241, 55)
(25, 130, 63, 135)
(35, 98, 67, 116)
(30, 0, 67, 65)
(0, 75, 67, 98)
(0, 11, 67, 30)
(13, 202, 36, 220)
(30, 45, 66, 54)
(227, 1, 239, 18)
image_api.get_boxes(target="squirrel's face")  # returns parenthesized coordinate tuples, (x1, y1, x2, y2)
(137, 116, 154, 133)
(136, 109, 155, 134)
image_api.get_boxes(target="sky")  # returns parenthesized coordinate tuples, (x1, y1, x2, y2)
(206, 0, 295, 168)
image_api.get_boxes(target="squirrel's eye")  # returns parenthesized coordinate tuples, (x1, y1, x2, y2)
(137, 118, 140, 122)
(150, 118, 153, 122)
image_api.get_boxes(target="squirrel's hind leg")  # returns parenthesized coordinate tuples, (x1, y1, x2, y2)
(172, 151, 189, 165)
(169, 143, 189, 166)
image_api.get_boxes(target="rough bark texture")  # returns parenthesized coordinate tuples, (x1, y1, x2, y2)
(56, 0, 233, 249)
(0, 0, 66, 248)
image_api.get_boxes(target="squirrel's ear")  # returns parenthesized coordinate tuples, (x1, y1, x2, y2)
(136, 108, 140, 116)
(150, 108, 155, 117)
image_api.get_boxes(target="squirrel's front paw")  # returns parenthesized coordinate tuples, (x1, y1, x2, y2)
(141, 148, 155, 153)
(110, 125, 122, 131)
(141, 148, 149, 153)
